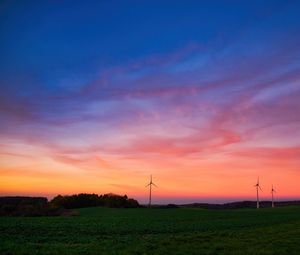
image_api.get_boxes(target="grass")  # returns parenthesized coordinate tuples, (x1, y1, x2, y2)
(0, 206, 300, 254)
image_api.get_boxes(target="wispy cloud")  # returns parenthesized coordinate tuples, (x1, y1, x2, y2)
(1, 1, 300, 199)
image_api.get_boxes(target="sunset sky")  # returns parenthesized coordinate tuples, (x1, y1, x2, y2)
(0, 0, 300, 204)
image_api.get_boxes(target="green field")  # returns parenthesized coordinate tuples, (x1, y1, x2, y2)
(1, 206, 300, 255)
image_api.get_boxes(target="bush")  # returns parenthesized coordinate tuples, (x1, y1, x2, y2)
(0, 197, 63, 216)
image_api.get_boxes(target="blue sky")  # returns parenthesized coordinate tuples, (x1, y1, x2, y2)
(0, 0, 300, 202)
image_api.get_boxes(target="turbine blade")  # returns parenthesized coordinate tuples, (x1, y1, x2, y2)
(259, 186, 262, 191)
(152, 183, 158, 187)
(145, 183, 150, 187)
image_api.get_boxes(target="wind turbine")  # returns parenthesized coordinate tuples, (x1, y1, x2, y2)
(271, 185, 276, 208)
(146, 175, 157, 207)
(254, 177, 262, 209)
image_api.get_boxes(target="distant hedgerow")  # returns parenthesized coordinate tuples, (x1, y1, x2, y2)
(50, 193, 140, 209)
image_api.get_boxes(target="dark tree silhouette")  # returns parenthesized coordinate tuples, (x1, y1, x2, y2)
(50, 193, 140, 209)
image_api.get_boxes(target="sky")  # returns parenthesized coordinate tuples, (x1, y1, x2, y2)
(0, 0, 300, 204)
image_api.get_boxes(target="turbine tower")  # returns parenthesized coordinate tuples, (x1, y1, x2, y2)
(271, 185, 276, 208)
(254, 177, 262, 209)
(146, 175, 157, 207)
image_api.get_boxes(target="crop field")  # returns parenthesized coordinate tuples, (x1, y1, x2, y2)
(1, 206, 300, 255)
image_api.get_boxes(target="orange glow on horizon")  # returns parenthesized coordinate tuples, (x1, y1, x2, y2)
(1, 143, 299, 203)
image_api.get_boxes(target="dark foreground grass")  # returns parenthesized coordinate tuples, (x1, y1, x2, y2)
(1, 206, 300, 255)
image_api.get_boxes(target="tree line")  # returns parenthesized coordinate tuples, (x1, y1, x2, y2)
(51, 193, 140, 209)
(0, 193, 140, 216)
